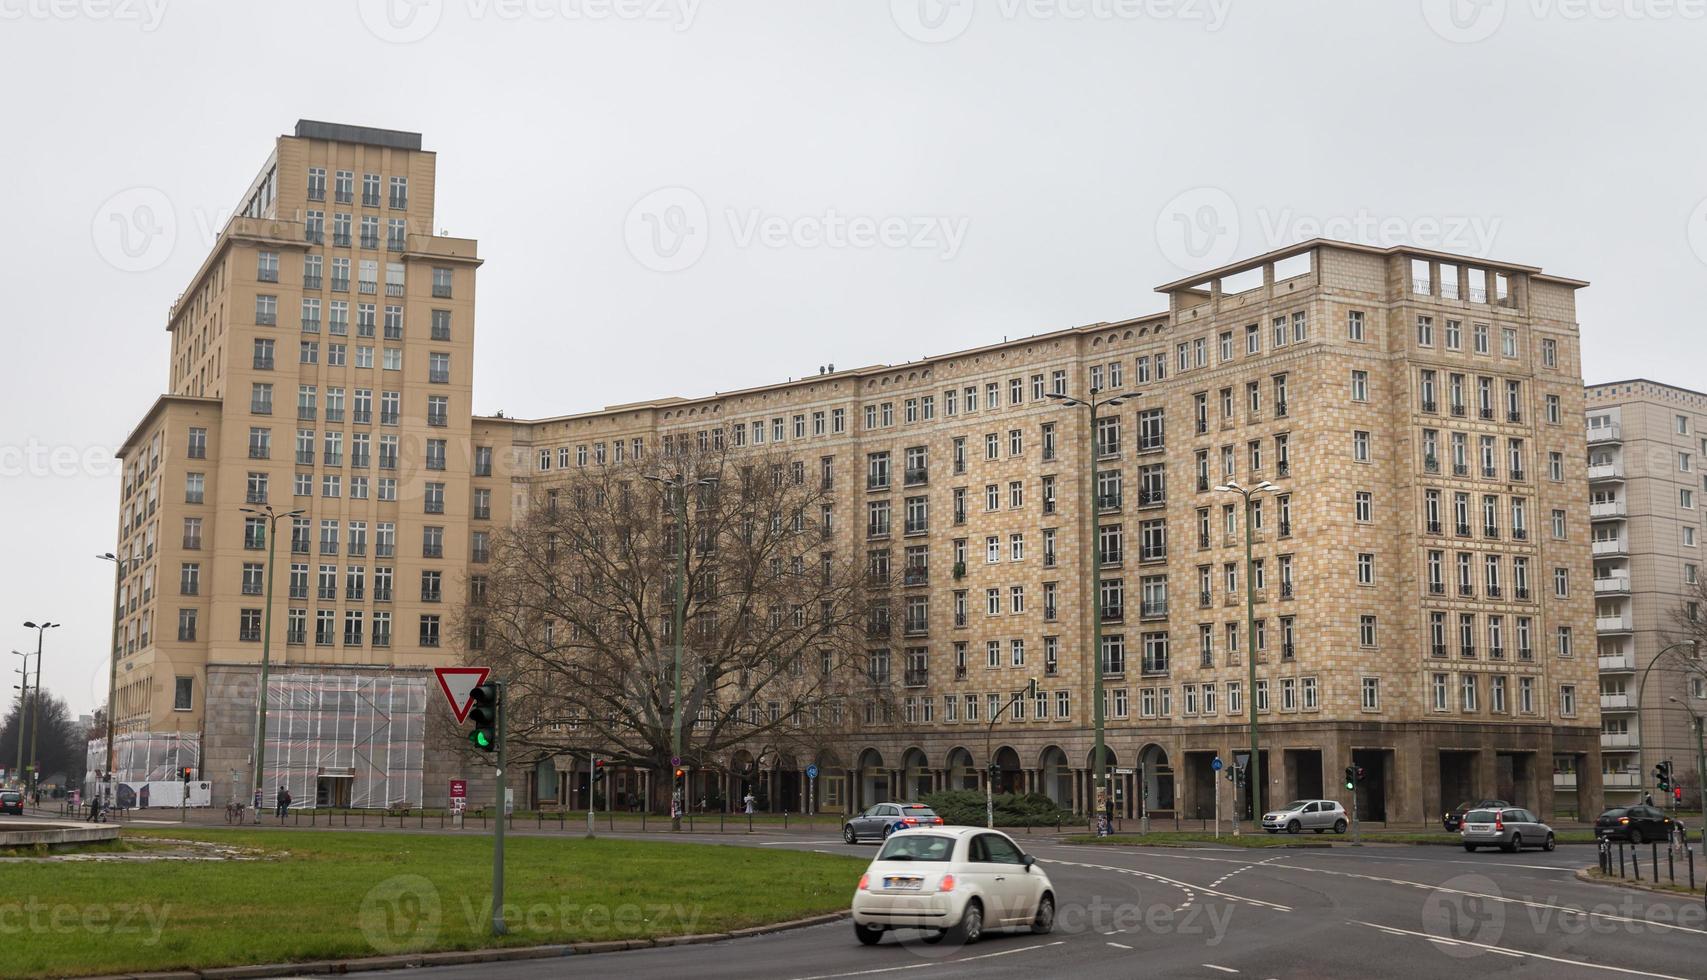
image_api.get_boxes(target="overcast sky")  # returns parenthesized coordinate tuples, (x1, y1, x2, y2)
(2, 0, 1704, 716)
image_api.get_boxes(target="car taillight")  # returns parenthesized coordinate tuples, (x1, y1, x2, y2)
(902, 818, 917, 826)
(939, 874, 955, 892)
(1619, 817, 1629, 825)
(933, 817, 944, 825)
(858, 873, 870, 891)
(1494, 815, 1504, 831)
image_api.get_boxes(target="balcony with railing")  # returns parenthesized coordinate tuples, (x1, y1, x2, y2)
(1596, 614, 1633, 634)
(903, 567, 929, 587)
(1141, 600, 1168, 619)
(1587, 423, 1621, 444)
(1590, 501, 1627, 520)
(1595, 576, 1631, 595)
(1600, 693, 1632, 710)
(1588, 463, 1625, 482)
(903, 617, 929, 637)
(904, 519, 928, 536)
(1100, 605, 1123, 622)
(1598, 652, 1635, 671)
(904, 467, 929, 486)
(1097, 493, 1121, 512)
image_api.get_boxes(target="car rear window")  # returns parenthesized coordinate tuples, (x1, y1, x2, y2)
(1465, 810, 1497, 823)
(1601, 808, 1628, 818)
(877, 834, 955, 862)
(901, 805, 937, 816)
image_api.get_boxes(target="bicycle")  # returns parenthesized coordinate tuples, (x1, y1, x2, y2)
(225, 800, 247, 824)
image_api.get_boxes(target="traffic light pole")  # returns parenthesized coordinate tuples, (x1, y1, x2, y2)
(586, 755, 596, 839)
(492, 679, 507, 937)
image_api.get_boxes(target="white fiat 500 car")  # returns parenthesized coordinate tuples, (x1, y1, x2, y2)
(850, 825, 1055, 945)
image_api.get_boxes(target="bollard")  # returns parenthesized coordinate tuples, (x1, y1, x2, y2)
(784, 812, 789, 831)
(1652, 842, 1659, 882)
(748, 814, 754, 834)
(642, 811, 647, 832)
(1670, 846, 1676, 884)
(1689, 847, 1696, 890)
(1620, 843, 1627, 878)
(1635, 844, 1642, 880)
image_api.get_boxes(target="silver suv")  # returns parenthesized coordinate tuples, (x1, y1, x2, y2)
(1461, 807, 1556, 853)
(1262, 799, 1348, 834)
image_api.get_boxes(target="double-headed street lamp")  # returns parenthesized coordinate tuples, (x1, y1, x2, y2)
(10, 651, 36, 788)
(1666, 697, 1706, 819)
(1045, 386, 1135, 829)
(1214, 479, 1277, 829)
(642, 472, 715, 831)
(97, 553, 138, 789)
(19, 622, 56, 793)
(239, 504, 305, 824)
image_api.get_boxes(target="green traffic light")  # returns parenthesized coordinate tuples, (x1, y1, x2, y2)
(471, 730, 493, 749)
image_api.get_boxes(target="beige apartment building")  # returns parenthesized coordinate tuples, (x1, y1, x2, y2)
(105, 122, 1600, 822)
(1584, 380, 1707, 806)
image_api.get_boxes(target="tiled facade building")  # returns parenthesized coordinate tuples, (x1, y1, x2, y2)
(107, 122, 1601, 822)
(1584, 380, 1707, 806)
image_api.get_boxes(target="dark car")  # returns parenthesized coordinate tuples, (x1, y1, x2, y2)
(0, 791, 22, 815)
(1595, 805, 1685, 844)
(1443, 799, 1510, 832)
(843, 803, 944, 843)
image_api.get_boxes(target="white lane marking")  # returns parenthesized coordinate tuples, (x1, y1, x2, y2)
(1284, 865, 1707, 937)
(1043, 858, 1292, 912)
(1107, 941, 1133, 949)
(788, 940, 1063, 980)
(1204, 965, 1239, 974)
(1351, 921, 1693, 980)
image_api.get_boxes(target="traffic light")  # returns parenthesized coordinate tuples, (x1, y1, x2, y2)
(181, 766, 194, 781)
(1344, 766, 1356, 791)
(593, 758, 605, 778)
(1655, 761, 1672, 793)
(468, 682, 500, 752)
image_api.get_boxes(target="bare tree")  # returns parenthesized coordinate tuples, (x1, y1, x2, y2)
(461, 444, 894, 805)
(1663, 577, 1707, 700)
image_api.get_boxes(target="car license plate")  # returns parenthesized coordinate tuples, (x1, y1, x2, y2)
(1468, 824, 1491, 832)
(884, 877, 922, 891)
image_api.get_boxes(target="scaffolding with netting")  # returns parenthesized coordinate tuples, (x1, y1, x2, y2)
(84, 731, 201, 794)
(262, 671, 428, 810)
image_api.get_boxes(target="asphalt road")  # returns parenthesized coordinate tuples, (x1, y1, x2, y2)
(320, 832, 1707, 980)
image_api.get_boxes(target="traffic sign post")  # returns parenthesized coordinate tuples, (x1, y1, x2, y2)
(434, 668, 504, 936)
(1211, 757, 1223, 839)
(806, 764, 819, 817)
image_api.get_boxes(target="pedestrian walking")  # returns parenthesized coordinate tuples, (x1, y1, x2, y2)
(276, 785, 292, 821)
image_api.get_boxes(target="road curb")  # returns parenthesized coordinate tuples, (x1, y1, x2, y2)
(72, 911, 851, 980)
(1574, 866, 1704, 898)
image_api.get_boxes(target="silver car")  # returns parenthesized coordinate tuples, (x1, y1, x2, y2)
(1262, 799, 1349, 834)
(1461, 807, 1556, 852)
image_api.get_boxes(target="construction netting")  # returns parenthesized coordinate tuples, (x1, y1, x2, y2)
(85, 731, 201, 788)
(262, 671, 428, 810)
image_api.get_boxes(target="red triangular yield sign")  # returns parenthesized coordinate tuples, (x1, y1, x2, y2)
(434, 666, 491, 723)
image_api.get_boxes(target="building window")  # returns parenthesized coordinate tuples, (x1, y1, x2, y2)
(1361, 677, 1379, 712)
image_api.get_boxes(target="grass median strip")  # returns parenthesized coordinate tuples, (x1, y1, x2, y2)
(1065, 829, 1600, 848)
(5, 828, 867, 978)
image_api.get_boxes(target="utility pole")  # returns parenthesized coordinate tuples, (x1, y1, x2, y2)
(98, 554, 130, 797)
(20, 622, 56, 795)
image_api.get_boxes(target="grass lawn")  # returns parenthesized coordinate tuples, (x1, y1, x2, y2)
(1065, 828, 1601, 848)
(5, 828, 866, 978)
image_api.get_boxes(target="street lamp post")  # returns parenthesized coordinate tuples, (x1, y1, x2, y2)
(985, 678, 1039, 828)
(1634, 641, 1701, 803)
(239, 505, 304, 825)
(1667, 697, 1707, 819)
(10, 652, 33, 788)
(97, 554, 134, 792)
(1046, 387, 1132, 831)
(1214, 480, 1277, 830)
(20, 622, 56, 794)
(643, 473, 713, 831)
